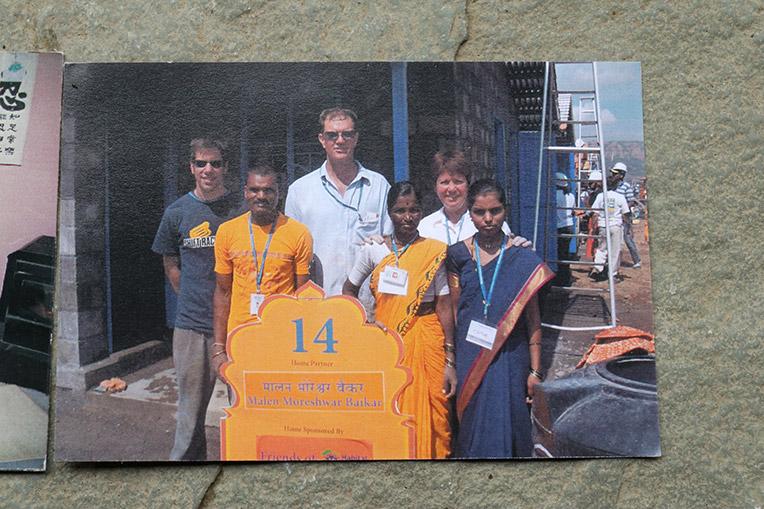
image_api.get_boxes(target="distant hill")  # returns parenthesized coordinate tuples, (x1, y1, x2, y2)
(604, 141, 645, 178)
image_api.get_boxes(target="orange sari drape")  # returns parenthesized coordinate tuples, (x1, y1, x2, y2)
(370, 238, 450, 459)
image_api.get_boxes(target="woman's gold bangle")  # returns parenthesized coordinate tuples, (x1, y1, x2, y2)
(211, 350, 227, 359)
(444, 343, 456, 353)
(445, 358, 456, 368)
(529, 368, 543, 380)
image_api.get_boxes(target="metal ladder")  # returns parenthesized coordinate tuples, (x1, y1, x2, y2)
(532, 61, 617, 331)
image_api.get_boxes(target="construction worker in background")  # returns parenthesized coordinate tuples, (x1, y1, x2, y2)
(580, 169, 603, 260)
(555, 172, 575, 286)
(574, 139, 590, 175)
(610, 162, 641, 268)
(589, 171, 630, 281)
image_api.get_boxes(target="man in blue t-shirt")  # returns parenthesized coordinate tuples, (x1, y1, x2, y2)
(152, 138, 241, 460)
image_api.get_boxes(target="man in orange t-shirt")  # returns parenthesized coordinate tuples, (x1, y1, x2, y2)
(211, 165, 313, 374)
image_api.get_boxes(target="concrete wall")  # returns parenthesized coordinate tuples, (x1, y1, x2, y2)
(453, 62, 515, 182)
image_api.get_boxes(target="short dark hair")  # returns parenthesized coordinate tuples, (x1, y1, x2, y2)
(318, 107, 358, 131)
(189, 138, 227, 162)
(246, 165, 279, 184)
(387, 181, 420, 211)
(467, 178, 506, 209)
(431, 149, 472, 181)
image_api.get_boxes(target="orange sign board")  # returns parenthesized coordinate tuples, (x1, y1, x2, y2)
(221, 282, 415, 460)
(243, 371, 385, 411)
(256, 436, 373, 461)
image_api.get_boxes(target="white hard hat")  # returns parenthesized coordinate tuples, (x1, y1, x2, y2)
(610, 162, 627, 174)
(589, 170, 603, 181)
(575, 138, 585, 148)
(555, 172, 568, 187)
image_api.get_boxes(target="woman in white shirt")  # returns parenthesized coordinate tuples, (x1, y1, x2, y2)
(417, 149, 529, 248)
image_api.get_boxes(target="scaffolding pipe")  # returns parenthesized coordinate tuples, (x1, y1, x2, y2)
(546, 146, 601, 153)
(532, 61, 550, 250)
(593, 61, 618, 327)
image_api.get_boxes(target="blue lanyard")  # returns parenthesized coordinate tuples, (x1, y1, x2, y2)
(321, 176, 364, 213)
(391, 235, 415, 266)
(443, 210, 466, 246)
(248, 214, 277, 293)
(321, 176, 372, 243)
(474, 234, 506, 320)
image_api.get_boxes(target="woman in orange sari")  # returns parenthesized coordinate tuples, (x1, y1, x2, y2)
(342, 181, 456, 459)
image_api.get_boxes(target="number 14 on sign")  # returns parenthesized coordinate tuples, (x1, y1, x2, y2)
(292, 318, 338, 354)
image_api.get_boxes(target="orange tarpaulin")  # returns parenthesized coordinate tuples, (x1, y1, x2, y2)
(577, 325, 655, 368)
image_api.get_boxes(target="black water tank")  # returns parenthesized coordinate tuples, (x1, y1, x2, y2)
(531, 355, 661, 458)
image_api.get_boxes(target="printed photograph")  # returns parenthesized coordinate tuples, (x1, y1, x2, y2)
(54, 61, 658, 461)
(0, 52, 62, 471)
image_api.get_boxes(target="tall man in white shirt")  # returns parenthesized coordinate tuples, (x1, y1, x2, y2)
(285, 107, 392, 309)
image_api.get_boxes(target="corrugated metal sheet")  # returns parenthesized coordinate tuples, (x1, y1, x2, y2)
(507, 61, 547, 129)
(506, 61, 570, 137)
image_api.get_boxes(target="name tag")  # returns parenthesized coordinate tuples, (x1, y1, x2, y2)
(361, 212, 379, 224)
(378, 266, 408, 295)
(466, 320, 497, 350)
(250, 293, 265, 315)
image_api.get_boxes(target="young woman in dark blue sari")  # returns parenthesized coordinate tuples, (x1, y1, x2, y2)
(446, 179, 554, 458)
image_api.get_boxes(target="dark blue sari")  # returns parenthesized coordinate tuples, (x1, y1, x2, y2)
(446, 240, 554, 458)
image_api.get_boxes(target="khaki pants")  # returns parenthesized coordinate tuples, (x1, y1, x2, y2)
(593, 224, 624, 274)
(170, 328, 216, 461)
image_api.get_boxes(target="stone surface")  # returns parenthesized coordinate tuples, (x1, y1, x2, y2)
(0, 0, 762, 507)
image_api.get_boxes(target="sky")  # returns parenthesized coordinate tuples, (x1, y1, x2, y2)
(554, 62, 645, 143)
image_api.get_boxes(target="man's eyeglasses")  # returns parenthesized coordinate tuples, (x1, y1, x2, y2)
(193, 159, 224, 168)
(322, 130, 357, 142)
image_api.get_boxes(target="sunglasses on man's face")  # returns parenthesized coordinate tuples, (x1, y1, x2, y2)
(322, 130, 357, 142)
(193, 159, 224, 168)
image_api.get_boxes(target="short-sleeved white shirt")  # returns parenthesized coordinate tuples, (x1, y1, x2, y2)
(418, 207, 511, 246)
(348, 242, 448, 302)
(592, 191, 630, 228)
(285, 161, 393, 298)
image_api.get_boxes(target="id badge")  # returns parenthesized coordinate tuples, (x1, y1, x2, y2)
(361, 212, 380, 224)
(466, 320, 497, 350)
(378, 266, 408, 295)
(250, 293, 265, 315)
